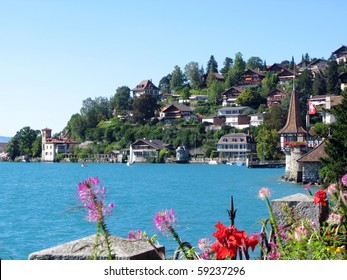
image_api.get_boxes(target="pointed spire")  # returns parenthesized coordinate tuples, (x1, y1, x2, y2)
(278, 79, 307, 135)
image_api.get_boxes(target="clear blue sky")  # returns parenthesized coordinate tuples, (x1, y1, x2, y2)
(0, 0, 345, 137)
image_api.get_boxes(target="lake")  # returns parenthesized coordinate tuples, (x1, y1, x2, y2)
(0, 162, 308, 260)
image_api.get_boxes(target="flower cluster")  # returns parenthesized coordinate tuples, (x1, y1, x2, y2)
(78, 177, 114, 222)
(210, 222, 259, 260)
(260, 174, 347, 260)
(77, 177, 114, 259)
(154, 209, 176, 233)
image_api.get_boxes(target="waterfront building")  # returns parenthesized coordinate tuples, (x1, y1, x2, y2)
(278, 86, 308, 181)
(41, 128, 77, 162)
(216, 133, 256, 160)
(130, 139, 171, 162)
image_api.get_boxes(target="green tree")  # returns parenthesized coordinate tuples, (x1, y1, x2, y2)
(7, 126, 40, 160)
(206, 55, 218, 73)
(246, 56, 263, 70)
(170, 65, 186, 91)
(256, 127, 280, 160)
(320, 89, 347, 183)
(220, 57, 233, 77)
(111, 86, 131, 114)
(224, 52, 246, 87)
(236, 86, 265, 109)
(184, 61, 202, 90)
(206, 65, 217, 88)
(261, 72, 279, 98)
(65, 113, 87, 141)
(208, 80, 225, 105)
(312, 72, 327, 96)
(325, 57, 341, 95)
(158, 74, 172, 93)
(132, 93, 159, 124)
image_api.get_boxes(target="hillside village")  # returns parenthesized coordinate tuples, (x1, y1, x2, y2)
(1, 45, 347, 184)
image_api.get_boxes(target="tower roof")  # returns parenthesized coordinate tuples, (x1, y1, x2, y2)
(278, 88, 307, 134)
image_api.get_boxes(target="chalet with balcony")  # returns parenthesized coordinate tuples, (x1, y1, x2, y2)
(41, 128, 77, 162)
(216, 133, 256, 159)
(268, 63, 297, 84)
(221, 86, 248, 106)
(132, 80, 160, 99)
(159, 104, 195, 121)
(131, 139, 171, 161)
(267, 88, 286, 107)
(241, 69, 265, 85)
(332, 45, 347, 64)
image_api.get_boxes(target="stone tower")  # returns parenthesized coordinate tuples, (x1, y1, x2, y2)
(278, 84, 307, 181)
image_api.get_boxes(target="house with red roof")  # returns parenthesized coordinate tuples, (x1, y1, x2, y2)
(41, 128, 77, 162)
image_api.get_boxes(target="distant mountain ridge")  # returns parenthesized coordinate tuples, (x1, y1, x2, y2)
(0, 136, 11, 143)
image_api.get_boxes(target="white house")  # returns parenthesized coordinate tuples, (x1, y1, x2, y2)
(41, 128, 77, 162)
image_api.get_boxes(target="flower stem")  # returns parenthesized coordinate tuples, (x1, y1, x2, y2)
(168, 226, 190, 260)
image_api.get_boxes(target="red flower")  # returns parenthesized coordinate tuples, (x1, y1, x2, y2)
(211, 221, 259, 260)
(314, 189, 327, 206)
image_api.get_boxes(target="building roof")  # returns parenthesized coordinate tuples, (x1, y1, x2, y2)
(332, 45, 347, 55)
(46, 138, 78, 144)
(132, 139, 169, 150)
(132, 80, 159, 91)
(217, 133, 253, 144)
(297, 141, 327, 163)
(278, 89, 307, 134)
(160, 103, 193, 113)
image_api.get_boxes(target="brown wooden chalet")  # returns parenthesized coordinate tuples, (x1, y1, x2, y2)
(221, 85, 248, 106)
(268, 63, 297, 84)
(278, 88, 307, 149)
(159, 104, 194, 121)
(267, 88, 286, 107)
(332, 45, 347, 63)
(297, 141, 327, 183)
(132, 80, 160, 98)
(241, 69, 265, 85)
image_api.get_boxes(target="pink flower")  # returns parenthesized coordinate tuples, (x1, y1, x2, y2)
(128, 230, 144, 240)
(78, 177, 114, 223)
(154, 209, 176, 233)
(304, 183, 311, 191)
(327, 213, 342, 225)
(341, 174, 347, 186)
(198, 238, 211, 251)
(294, 226, 308, 241)
(258, 188, 271, 200)
(327, 184, 338, 195)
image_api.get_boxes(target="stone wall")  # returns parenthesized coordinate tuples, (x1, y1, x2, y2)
(29, 235, 165, 260)
(302, 162, 323, 184)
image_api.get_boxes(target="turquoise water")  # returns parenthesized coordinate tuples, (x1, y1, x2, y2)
(0, 162, 308, 260)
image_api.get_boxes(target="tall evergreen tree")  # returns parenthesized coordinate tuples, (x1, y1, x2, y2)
(224, 52, 245, 87)
(320, 89, 347, 184)
(312, 72, 327, 96)
(220, 57, 233, 77)
(170, 65, 186, 91)
(325, 56, 341, 95)
(206, 55, 218, 73)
